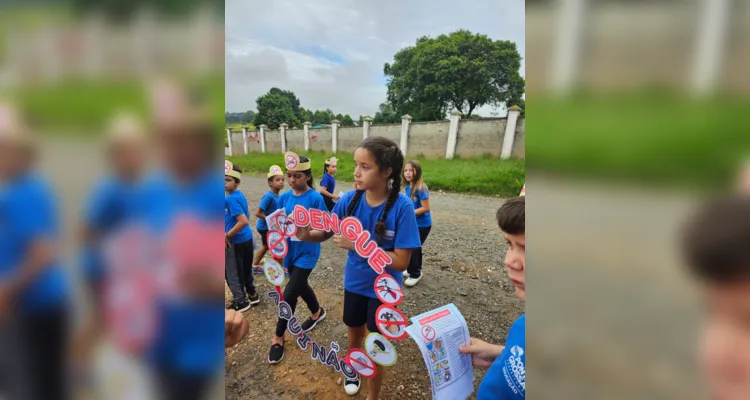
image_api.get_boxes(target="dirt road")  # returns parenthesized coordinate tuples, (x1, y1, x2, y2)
(225, 175, 523, 400)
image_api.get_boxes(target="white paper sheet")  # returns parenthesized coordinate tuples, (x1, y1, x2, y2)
(406, 304, 475, 400)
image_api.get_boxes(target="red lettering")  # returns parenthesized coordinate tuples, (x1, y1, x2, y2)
(321, 212, 334, 232)
(354, 231, 377, 258)
(310, 209, 325, 230)
(340, 217, 362, 242)
(368, 248, 391, 274)
(293, 205, 310, 227)
(329, 213, 341, 235)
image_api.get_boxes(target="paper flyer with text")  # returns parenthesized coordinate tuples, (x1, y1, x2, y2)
(406, 303, 475, 400)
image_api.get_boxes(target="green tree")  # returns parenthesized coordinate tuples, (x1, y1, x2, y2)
(384, 30, 524, 120)
(268, 88, 301, 119)
(252, 91, 298, 130)
(373, 103, 400, 124)
(342, 114, 355, 126)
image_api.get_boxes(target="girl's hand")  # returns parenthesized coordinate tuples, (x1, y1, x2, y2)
(332, 234, 355, 250)
(459, 338, 504, 369)
(225, 235, 232, 248)
(296, 226, 310, 241)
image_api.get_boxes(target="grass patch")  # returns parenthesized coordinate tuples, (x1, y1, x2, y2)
(529, 92, 750, 190)
(229, 151, 525, 197)
(226, 123, 255, 132)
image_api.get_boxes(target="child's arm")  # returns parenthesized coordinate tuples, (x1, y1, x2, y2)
(331, 236, 413, 272)
(459, 338, 504, 369)
(226, 214, 249, 238)
(255, 207, 266, 220)
(319, 187, 337, 199)
(296, 225, 334, 242)
(414, 198, 431, 216)
(3, 238, 55, 302)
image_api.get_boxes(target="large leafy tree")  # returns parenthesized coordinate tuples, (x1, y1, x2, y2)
(384, 30, 524, 119)
(373, 103, 401, 124)
(252, 90, 298, 130)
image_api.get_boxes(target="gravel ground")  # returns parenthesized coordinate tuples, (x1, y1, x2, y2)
(225, 175, 524, 400)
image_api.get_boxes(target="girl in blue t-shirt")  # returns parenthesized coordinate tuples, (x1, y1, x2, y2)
(401, 160, 432, 287)
(268, 153, 328, 365)
(297, 137, 421, 399)
(251, 165, 285, 273)
(319, 157, 339, 211)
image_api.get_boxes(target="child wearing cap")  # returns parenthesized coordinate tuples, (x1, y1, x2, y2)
(268, 152, 327, 365)
(320, 157, 340, 211)
(225, 161, 258, 311)
(252, 165, 285, 274)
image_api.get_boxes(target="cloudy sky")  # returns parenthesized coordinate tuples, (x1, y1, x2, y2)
(226, 0, 524, 118)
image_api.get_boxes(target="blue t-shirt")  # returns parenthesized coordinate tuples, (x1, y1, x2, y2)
(136, 169, 224, 375)
(332, 191, 421, 298)
(256, 190, 279, 231)
(405, 185, 432, 228)
(81, 175, 141, 282)
(225, 190, 252, 244)
(0, 173, 69, 314)
(278, 188, 326, 270)
(321, 173, 336, 209)
(477, 314, 526, 400)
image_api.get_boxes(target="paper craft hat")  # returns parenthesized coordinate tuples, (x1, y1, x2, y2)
(225, 160, 241, 179)
(267, 165, 283, 178)
(284, 151, 311, 171)
(325, 157, 338, 166)
(519, 184, 525, 197)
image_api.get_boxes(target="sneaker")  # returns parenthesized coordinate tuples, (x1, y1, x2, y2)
(248, 291, 260, 305)
(404, 274, 422, 287)
(344, 375, 361, 396)
(301, 307, 326, 332)
(229, 299, 251, 312)
(403, 271, 410, 278)
(268, 343, 284, 364)
(252, 265, 264, 275)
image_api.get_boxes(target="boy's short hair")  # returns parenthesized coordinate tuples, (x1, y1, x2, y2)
(497, 196, 525, 235)
(682, 195, 750, 283)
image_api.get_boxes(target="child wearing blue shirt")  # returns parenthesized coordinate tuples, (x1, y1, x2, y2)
(225, 162, 258, 311)
(319, 157, 340, 211)
(460, 196, 526, 400)
(252, 165, 285, 274)
(0, 109, 70, 400)
(297, 137, 421, 399)
(268, 153, 327, 365)
(402, 160, 432, 287)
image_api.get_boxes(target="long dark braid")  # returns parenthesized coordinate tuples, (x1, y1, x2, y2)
(345, 137, 404, 238)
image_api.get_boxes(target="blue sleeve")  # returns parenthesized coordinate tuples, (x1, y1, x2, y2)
(419, 188, 430, 201)
(18, 184, 58, 241)
(227, 195, 244, 217)
(258, 193, 271, 212)
(311, 192, 327, 211)
(84, 182, 116, 230)
(393, 199, 421, 249)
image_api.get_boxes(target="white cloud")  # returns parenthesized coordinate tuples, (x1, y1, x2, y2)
(225, 0, 524, 118)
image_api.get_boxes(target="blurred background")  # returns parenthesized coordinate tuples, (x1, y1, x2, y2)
(0, 0, 224, 399)
(527, 0, 750, 398)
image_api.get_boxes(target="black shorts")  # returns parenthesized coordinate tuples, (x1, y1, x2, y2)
(258, 229, 269, 247)
(343, 290, 385, 334)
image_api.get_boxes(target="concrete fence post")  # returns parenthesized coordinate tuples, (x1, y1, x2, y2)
(446, 111, 462, 159)
(226, 128, 233, 156)
(331, 120, 340, 153)
(259, 125, 267, 153)
(303, 121, 312, 151)
(501, 106, 522, 159)
(362, 116, 372, 140)
(280, 123, 288, 153)
(400, 114, 412, 155)
(242, 126, 249, 154)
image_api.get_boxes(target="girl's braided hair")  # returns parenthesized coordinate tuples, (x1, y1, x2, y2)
(345, 137, 404, 238)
